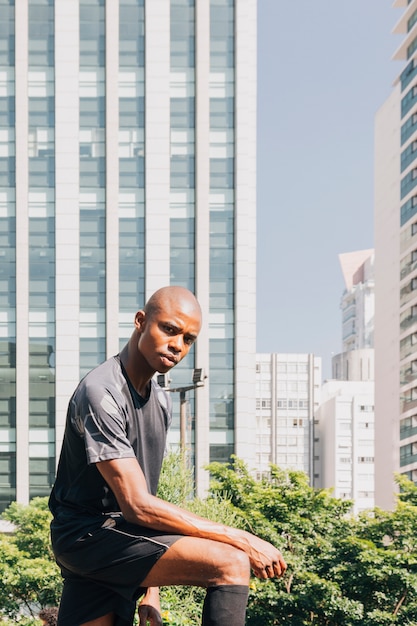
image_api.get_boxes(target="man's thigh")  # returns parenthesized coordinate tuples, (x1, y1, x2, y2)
(140, 536, 251, 589)
(57, 522, 182, 604)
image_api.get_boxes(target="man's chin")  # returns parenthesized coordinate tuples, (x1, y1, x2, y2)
(157, 361, 175, 373)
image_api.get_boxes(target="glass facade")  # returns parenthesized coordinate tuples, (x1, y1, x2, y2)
(168, 0, 197, 457)
(401, 59, 417, 93)
(0, 0, 16, 511)
(209, 0, 235, 463)
(0, 0, 255, 507)
(79, 0, 106, 378)
(28, 0, 56, 499)
(399, 5, 417, 483)
(402, 110, 417, 146)
(401, 139, 417, 173)
(118, 0, 145, 344)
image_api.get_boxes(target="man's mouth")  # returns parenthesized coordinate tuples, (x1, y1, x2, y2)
(160, 354, 178, 365)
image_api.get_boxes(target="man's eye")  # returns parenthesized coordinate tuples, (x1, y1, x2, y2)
(184, 337, 195, 346)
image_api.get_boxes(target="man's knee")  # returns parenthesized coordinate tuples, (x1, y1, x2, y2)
(212, 544, 250, 585)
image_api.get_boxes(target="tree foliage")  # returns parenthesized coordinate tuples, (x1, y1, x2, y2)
(207, 458, 417, 625)
(1, 457, 417, 626)
(0, 497, 61, 623)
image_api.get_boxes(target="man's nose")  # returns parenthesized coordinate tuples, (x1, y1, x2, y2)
(169, 335, 183, 352)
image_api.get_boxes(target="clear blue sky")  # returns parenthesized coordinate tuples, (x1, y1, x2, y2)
(256, 0, 399, 379)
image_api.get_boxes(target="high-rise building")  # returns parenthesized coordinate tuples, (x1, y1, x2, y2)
(315, 252, 375, 512)
(338, 249, 374, 354)
(374, 0, 417, 509)
(332, 249, 374, 382)
(0, 0, 257, 511)
(255, 353, 322, 481)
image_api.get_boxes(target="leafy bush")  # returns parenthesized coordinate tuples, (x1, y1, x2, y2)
(2, 456, 417, 625)
(0, 498, 61, 623)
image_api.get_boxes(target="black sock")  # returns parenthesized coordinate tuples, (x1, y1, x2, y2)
(202, 585, 249, 626)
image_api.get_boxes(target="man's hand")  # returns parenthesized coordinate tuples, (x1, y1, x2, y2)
(242, 532, 287, 579)
(138, 604, 162, 626)
(138, 587, 162, 625)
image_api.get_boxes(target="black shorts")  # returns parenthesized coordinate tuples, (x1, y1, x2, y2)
(55, 520, 182, 626)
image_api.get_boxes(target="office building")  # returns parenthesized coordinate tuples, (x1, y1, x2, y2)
(374, 0, 417, 508)
(255, 353, 321, 481)
(314, 251, 375, 512)
(332, 249, 374, 381)
(315, 377, 375, 515)
(338, 249, 374, 354)
(0, 0, 257, 510)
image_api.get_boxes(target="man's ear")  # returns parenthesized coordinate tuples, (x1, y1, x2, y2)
(134, 310, 146, 332)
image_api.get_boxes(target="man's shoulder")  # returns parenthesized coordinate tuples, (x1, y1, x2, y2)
(71, 356, 127, 407)
(78, 356, 123, 390)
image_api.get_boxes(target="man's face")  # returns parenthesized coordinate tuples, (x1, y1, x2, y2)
(135, 298, 201, 374)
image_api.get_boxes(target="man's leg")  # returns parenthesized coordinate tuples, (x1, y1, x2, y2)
(201, 585, 249, 626)
(140, 536, 250, 626)
(140, 536, 250, 587)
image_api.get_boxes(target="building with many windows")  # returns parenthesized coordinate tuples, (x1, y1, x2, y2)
(374, 0, 417, 509)
(337, 249, 374, 355)
(314, 251, 375, 512)
(0, 0, 257, 510)
(255, 353, 321, 481)
(315, 367, 375, 515)
(332, 249, 374, 383)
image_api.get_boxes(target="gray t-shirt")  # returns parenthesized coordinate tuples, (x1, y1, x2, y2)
(49, 355, 172, 555)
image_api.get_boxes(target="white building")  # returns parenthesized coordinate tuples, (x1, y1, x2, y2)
(315, 250, 375, 512)
(374, 0, 417, 509)
(339, 250, 374, 353)
(255, 353, 321, 481)
(0, 0, 257, 509)
(315, 378, 374, 515)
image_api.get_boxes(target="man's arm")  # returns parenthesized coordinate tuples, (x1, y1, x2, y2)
(97, 457, 286, 579)
(138, 587, 161, 626)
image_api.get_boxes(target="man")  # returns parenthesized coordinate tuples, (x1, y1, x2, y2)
(49, 286, 287, 626)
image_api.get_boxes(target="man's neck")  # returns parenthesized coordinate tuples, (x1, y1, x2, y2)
(119, 341, 154, 398)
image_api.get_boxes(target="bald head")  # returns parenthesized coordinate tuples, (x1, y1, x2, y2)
(144, 286, 202, 328)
